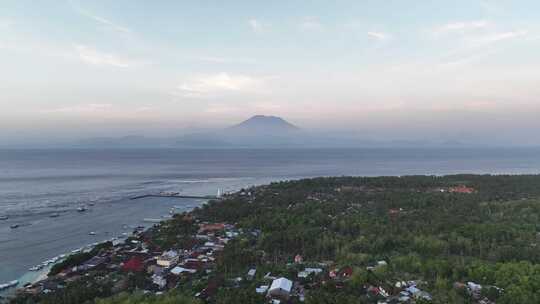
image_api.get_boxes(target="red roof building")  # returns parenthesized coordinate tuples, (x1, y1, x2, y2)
(449, 185, 475, 194)
(199, 223, 226, 233)
(338, 266, 353, 278)
(122, 256, 144, 272)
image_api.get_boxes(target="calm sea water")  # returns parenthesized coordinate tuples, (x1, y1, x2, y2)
(1, 147, 540, 284)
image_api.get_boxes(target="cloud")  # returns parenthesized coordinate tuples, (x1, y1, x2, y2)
(0, 18, 13, 29)
(248, 18, 267, 33)
(198, 56, 255, 64)
(479, 0, 504, 15)
(473, 30, 528, 44)
(526, 35, 540, 41)
(299, 17, 324, 32)
(70, 1, 131, 34)
(367, 31, 390, 41)
(84, 13, 131, 34)
(177, 73, 264, 98)
(43, 103, 112, 114)
(433, 20, 491, 35)
(135, 106, 154, 112)
(74, 45, 141, 68)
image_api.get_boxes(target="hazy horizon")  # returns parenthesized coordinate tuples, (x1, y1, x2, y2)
(2, 1, 540, 146)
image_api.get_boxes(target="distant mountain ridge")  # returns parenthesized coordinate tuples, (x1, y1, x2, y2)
(70, 115, 472, 149)
(226, 115, 300, 134)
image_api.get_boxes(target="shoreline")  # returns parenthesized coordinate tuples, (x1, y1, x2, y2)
(0, 175, 281, 287)
(0, 199, 209, 303)
(0, 196, 211, 297)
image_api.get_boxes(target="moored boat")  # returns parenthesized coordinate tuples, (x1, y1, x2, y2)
(29, 265, 43, 271)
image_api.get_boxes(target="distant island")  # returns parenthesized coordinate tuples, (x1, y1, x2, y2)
(226, 115, 300, 133)
(59, 115, 469, 149)
(9, 174, 540, 304)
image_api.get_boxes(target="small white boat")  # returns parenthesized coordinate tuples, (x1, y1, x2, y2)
(10, 224, 19, 229)
(0, 215, 8, 220)
(50, 213, 60, 218)
(89, 231, 96, 235)
(77, 206, 87, 212)
(29, 265, 43, 271)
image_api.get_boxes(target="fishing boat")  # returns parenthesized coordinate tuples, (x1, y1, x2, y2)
(50, 213, 60, 218)
(29, 265, 43, 271)
(10, 224, 19, 229)
(0, 215, 8, 220)
(77, 206, 87, 212)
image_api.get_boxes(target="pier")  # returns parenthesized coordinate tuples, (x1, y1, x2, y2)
(130, 194, 219, 200)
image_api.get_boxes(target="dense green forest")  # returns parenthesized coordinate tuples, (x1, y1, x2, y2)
(10, 175, 540, 304)
(193, 175, 540, 303)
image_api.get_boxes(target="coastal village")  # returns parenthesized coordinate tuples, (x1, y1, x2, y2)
(8, 218, 438, 304)
(4, 180, 504, 304)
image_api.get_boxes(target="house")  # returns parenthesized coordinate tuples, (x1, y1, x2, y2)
(268, 277, 293, 300)
(298, 268, 323, 278)
(156, 250, 179, 268)
(122, 256, 144, 272)
(80, 256, 107, 271)
(171, 266, 197, 275)
(183, 259, 203, 270)
(152, 274, 167, 289)
(256, 285, 269, 294)
(199, 223, 225, 234)
(247, 268, 256, 280)
(467, 281, 483, 299)
(338, 266, 353, 278)
(449, 185, 475, 194)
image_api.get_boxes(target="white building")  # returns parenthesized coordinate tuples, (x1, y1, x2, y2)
(171, 266, 197, 275)
(156, 250, 179, 268)
(298, 267, 323, 278)
(268, 277, 293, 300)
(152, 274, 167, 289)
(247, 268, 257, 280)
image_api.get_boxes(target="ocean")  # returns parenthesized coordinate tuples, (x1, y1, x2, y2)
(1, 147, 540, 285)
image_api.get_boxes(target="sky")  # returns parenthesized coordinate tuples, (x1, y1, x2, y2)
(1, 0, 540, 145)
